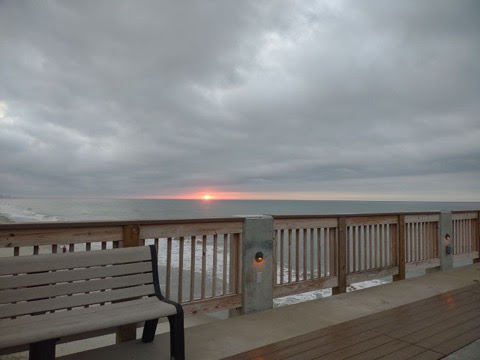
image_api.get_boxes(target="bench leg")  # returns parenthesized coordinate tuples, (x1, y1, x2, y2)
(29, 339, 57, 360)
(141, 319, 159, 343)
(168, 313, 185, 360)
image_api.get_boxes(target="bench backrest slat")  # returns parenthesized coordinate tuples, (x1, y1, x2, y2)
(0, 246, 161, 320)
(0, 246, 152, 275)
(1, 273, 154, 304)
(0, 262, 153, 290)
(0, 284, 155, 318)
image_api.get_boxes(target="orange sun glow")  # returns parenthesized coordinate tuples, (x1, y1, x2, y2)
(203, 194, 212, 200)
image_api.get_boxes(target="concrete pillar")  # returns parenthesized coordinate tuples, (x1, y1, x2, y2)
(240, 215, 274, 314)
(439, 211, 453, 271)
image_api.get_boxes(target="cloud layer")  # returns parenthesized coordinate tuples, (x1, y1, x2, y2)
(1, 1, 479, 200)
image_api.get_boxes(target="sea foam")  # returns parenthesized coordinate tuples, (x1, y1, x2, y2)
(0, 202, 61, 223)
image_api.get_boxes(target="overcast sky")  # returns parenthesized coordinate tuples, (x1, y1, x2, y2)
(1, 1, 479, 201)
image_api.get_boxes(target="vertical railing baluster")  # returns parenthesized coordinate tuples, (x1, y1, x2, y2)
(317, 228, 322, 278)
(166, 238, 172, 299)
(178, 237, 184, 303)
(394, 215, 406, 281)
(273, 230, 277, 286)
(467, 218, 471, 253)
(362, 225, 366, 270)
(389, 224, 396, 267)
(201, 235, 207, 300)
(190, 236, 196, 302)
(323, 228, 328, 277)
(303, 229, 307, 280)
(212, 234, 217, 297)
(458, 219, 462, 254)
(405, 223, 410, 263)
(352, 226, 357, 273)
(346, 226, 350, 274)
(330, 228, 336, 276)
(280, 229, 285, 284)
(223, 234, 228, 296)
(233, 233, 242, 295)
(288, 229, 292, 283)
(367, 225, 374, 269)
(295, 229, 300, 282)
(333, 217, 347, 294)
(414, 222, 422, 261)
(379, 224, 384, 268)
(426, 222, 430, 260)
(420, 222, 424, 261)
(310, 228, 314, 280)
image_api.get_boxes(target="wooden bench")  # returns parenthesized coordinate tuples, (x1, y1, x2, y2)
(0, 245, 185, 360)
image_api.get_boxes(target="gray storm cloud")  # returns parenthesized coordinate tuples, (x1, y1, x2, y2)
(0, 0, 479, 200)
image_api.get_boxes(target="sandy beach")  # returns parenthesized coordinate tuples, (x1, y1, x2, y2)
(0, 214, 12, 224)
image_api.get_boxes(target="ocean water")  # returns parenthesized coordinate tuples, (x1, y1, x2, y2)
(1, 198, 480, 223)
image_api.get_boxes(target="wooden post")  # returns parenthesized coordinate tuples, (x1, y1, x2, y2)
(116, 224, 141, 343)
(333, 217, 347, 295)
(393, 215, 406, 281)
(475, 211, 480, 263)
(228, 232, 242, 317)
(122, 224, 140, 248)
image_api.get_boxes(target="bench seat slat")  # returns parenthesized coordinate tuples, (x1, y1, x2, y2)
(0, 297, 159, 329)
(0, 284, 155, 318)
(0, 247, 152, 275)
(0, 262, 152, 290)
(0, 273, 154, 304)
(0, 297, 177, 349)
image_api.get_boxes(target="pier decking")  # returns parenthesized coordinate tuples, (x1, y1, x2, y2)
(1, 211, 479, 359)
(60, 261, 480, 360)
(225, 283, 480, 359)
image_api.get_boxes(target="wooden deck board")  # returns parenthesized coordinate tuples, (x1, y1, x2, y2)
(287, 333, 391, 360)
(223, 283, 480, 360)
(407, 350, 444, 360)
(377, 344, 432, 360)
(346, 339, 410, 360)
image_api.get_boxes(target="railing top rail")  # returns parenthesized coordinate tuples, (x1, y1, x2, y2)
(0, 217, 245, 231)
(451, 209, 480, 214)
(272, 211, 446, 220)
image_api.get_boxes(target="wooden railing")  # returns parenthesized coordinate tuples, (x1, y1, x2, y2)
(273, 217, 338, 298)
(345, 215, 399, 285)
(404, 214, 440, 270)
(272, 211, 480, 296)
(138, 220, 242, 315)
(0, 218, 243, 317)
(1, 211, 479, 315)
(452, 211, 478, 262)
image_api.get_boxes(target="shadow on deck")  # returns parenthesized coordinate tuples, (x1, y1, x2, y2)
(61, 263, 480, 360)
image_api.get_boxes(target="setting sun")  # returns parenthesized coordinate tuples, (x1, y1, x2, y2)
(203, 194, 212, 200)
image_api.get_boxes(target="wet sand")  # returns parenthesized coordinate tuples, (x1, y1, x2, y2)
(0, 214, 12, 224)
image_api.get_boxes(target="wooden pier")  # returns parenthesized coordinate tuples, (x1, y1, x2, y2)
(1, 210, 479, 358)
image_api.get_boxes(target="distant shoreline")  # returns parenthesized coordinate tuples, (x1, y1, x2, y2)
(0, 213, 13, 224)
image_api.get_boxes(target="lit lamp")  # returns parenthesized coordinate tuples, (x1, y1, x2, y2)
(255, 252, 264, 263)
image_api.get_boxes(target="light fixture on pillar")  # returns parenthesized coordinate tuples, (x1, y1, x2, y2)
(255, 252, 264, 263)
